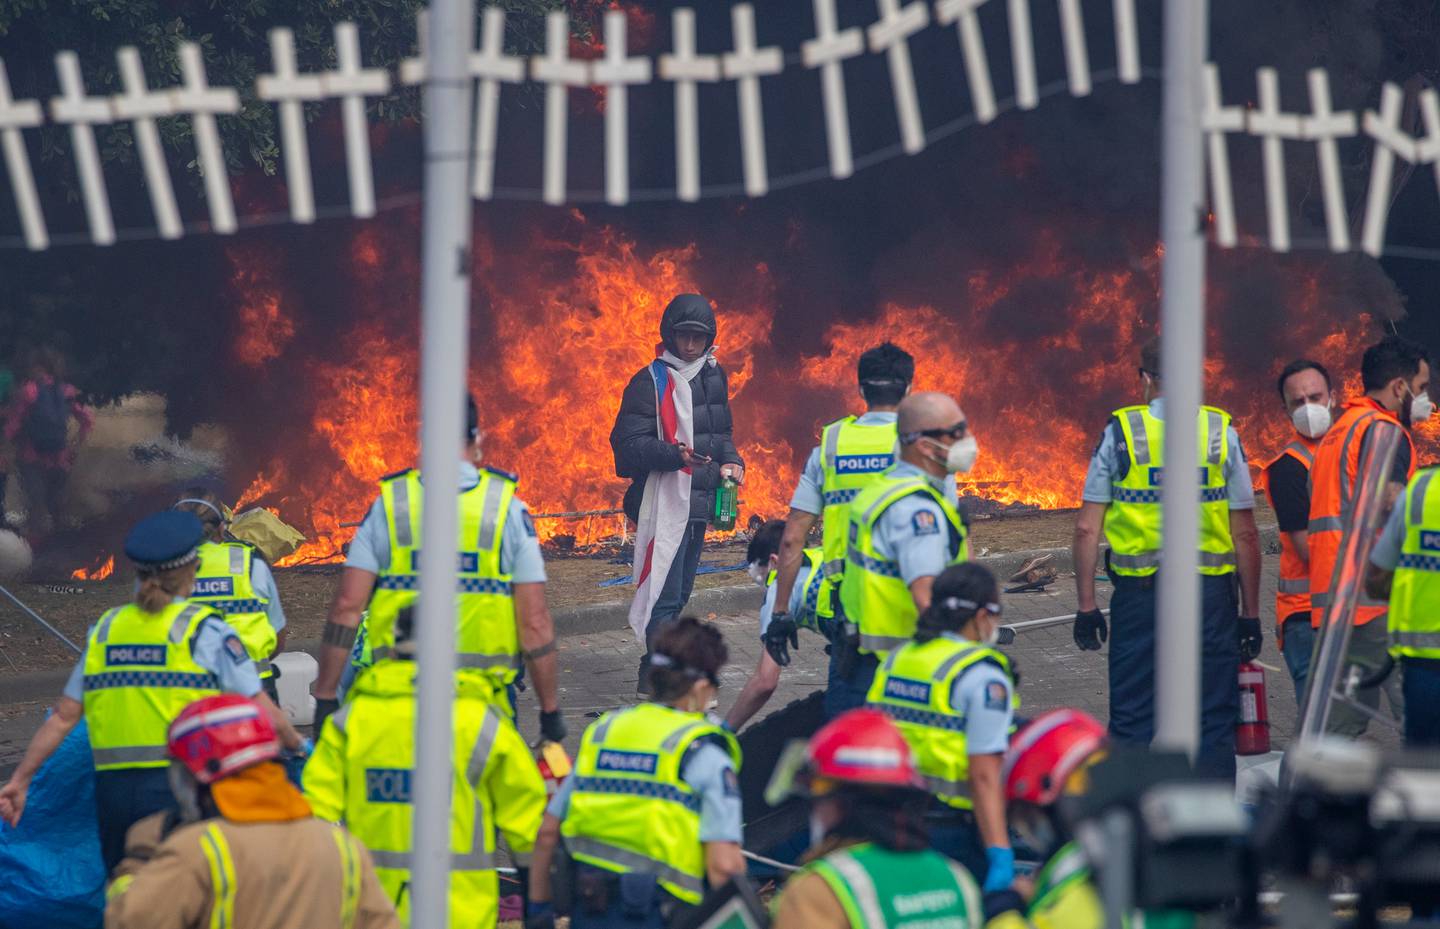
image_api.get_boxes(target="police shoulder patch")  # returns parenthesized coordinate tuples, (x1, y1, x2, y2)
(222, 633, 249, 664)
(984, 680, 1009, 710)
(911, 509, 940, 536)
(722, 766, 741, 798)
(520, 508, 538, 539)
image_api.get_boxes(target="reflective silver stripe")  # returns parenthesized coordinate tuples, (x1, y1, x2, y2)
(822, 559, 845, 579)
(561, 836, 704, 897)
(456, 652, 522, 671)
(1412, 469, 1438, 524)
(391, 478, 413, 548)
(1200, 551, 1236, 568)
(1041, 846, 1090, 890)
(255, 659, 272, 675)
(823, 421, 842, 468)
(826, 850, 888, 928)
(94, 608, 122, 644)
(92, 745, 169, 765)
(1285, 441, 1314, 467)
(1337, 411, 1379, 512)
(1277, 578, 1309, 594)
(466, 709, 501, 785)
(662, 721, 707, 752)
(932, 645, 979, 683)
(1311, 592, 1332, 608)
(369, 843, 494, 871)
(1309, 516, 1343, 533)
(858, 633, 910, 653)
(476, 479, 506, 552)
(1205, 409, 1224, 465)
(170, 604, 205, 643)
(371, 646, 393, 660)
(879, 650, 903, 674)
(591, 712, 618, 745)
(860, 480, 926, 524)
(228, 545, 245, 575)
(330, 703, 353, 734)
(1111, 552, 1160, 570)
(1393, 631, 1440, 648)
(922, 774, 972, 797)
(1124, 410, 1150, 465)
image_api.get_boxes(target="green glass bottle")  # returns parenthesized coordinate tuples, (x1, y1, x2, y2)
(712, 476, 739, 530)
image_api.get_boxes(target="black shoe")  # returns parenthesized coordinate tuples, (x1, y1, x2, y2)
(636, 654, 653, 697)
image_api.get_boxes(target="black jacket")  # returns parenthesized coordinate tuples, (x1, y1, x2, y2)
(610, 295, 743, 522)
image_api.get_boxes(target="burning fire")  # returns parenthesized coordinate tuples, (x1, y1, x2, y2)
(229, 216, 1401, 566)
(72, 555, 115, 581)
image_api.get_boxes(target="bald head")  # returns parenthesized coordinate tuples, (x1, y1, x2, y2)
(898, 392, 964, 436)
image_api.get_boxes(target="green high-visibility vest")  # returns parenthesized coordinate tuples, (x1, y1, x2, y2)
(1390, 466, 1440, 660)
(1104, 404, 1236, 577)
(799, 841, 984, 929)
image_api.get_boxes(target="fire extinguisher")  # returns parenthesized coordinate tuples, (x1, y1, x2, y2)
(1236, 661, 1271, 755)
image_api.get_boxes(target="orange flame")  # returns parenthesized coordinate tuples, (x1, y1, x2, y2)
(71, 555, 115, 581)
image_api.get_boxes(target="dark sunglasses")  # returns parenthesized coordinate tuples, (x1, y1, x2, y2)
(913, 420, 968, 441)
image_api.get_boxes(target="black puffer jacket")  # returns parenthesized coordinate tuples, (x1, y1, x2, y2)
(610, 294, 743, 522)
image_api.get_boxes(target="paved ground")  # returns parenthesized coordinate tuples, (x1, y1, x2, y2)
(3, 548, 1402, 779)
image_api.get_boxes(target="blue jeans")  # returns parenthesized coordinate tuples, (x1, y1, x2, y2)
(644, 520, 708, 645)
(1403, 658, 1440, 747)
(1108, 574, 1238, 780)
(94, 767, 174, 874)
(926, 806, 988, 885)
(824, 651, 879, 720)
(1280, 614, 1315, 709)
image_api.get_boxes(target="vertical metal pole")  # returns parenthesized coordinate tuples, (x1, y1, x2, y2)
(412, 0, 475, 925)
(1154, 0, 1208, 761)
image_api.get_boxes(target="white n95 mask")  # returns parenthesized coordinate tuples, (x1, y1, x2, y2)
(1291, 403, 1331, 439)
(1413, 392, 1435, 424)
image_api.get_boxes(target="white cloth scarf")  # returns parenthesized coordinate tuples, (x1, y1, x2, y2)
(628, 349, 716, 645)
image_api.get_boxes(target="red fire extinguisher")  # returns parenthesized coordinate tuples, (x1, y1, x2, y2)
(1236, 661, 1271, 755)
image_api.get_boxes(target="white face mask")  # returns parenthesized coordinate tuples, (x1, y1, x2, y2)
(1291, 402, 1332, 439)
(980, 619, 1001, 647)
(943, 435, 979, 474)
(809, 811, 829, 847)
(1412, 391, 1435, 424)
(746, 561, 768, 586)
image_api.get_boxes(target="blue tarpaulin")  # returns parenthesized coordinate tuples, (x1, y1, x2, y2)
(0, 719, 104, 929)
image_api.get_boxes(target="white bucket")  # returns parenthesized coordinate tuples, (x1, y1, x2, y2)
(273, 651, 318, 726)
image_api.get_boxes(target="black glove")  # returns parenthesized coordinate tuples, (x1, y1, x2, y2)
(1073, 610, 1108, 651)
(539, 710, 567, 744)
(525, 901, 556, 929)
(314, 697, 340, 733)
(1238, 617, 1263, 661)
(764, 613, 799, 667)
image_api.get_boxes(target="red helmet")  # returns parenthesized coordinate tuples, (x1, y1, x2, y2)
(167, 694, 280, 785)
(807, 708, 924, 791)
(1004, 708, 1107, 806)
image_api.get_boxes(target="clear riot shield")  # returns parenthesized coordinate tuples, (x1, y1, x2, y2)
(1293, 423, 1402, 747)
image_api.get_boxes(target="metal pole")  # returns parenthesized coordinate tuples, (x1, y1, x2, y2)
(0, 583, 81, 654)
(412, 0, 475, 925)
(1153, 0, 1209, 761)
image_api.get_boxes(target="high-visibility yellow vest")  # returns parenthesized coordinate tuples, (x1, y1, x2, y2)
(561, 702, 741, 905)
(767, 547, 833, 631)
(368, 468, 520, 684)
(82, 601, 222, 770)
(1389, 467, 1440, 660)
(818, 416, 899, 579)
(866, 633, 1017, 809)
(303, 660, 545, 928)
(1104, 405, 1236, 577)
(839, 469, 969, 655)
(190, 541, 275, 679)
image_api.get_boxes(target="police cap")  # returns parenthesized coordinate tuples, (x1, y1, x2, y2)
(125, 511, 204, 571)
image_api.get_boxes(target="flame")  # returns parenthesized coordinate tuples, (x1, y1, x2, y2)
(228, 244, 296, 367)
(72, 555, 115, 581)
(229, 216, 1400, 566)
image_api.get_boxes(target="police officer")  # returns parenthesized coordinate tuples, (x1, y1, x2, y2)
(311, 394, 564, 746)
(1364, 465, 1440, 746)
(834, 391, 975, 716)
(528, 618, 744, 928)
(1071, 338, 1261, 780)
(726, 519, 835, 732)
(305, 605, 547, 926)
(767, 343, 914, 674)
(174, 489, 288, 700)
(0, 511, 303, 873)
(769, 708, 985, 929)
(986, 709, 1109, 929)
(866, 563, 1016, 894)
(1264, 361, 1333, 701)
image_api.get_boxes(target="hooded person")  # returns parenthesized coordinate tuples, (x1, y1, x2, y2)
(610, 294, 744, 694)
(105, 694, 399, 929)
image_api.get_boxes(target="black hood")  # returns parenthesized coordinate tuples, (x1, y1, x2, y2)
(659, 293, 717, 355)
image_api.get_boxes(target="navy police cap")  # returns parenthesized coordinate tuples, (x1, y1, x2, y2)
(125, 511, 204, 570)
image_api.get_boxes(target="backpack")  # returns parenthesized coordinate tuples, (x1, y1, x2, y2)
(24, 381, 69, 454)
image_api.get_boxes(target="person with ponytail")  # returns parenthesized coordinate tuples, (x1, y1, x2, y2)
(865, 562, 1019, 896)
(174, 489, 288, 700)
(0, 510, 302, 874)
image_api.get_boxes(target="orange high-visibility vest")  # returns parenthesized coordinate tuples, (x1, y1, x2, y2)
(1308, 398, 1414, 628)
(1267, 437, 1318, 628)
